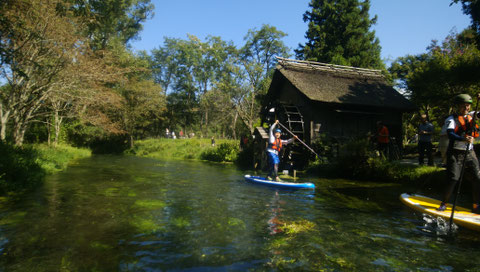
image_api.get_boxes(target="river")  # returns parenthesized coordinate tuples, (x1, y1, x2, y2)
(0, 155, 479, 271)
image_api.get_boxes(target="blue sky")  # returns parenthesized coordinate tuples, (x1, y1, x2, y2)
(130, 0, 471, 65)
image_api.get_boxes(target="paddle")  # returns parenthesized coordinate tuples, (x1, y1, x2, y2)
(277, 121, 322, 160)
(449, 94, 480, 232)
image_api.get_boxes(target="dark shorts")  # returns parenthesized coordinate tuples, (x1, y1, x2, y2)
(446, 149, 480, 182)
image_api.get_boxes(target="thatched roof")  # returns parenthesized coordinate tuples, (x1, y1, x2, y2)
(272, 57, 415, 111)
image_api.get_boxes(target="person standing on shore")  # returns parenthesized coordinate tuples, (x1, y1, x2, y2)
(418, 114, 434, 166)
(376, 121, 390, 159)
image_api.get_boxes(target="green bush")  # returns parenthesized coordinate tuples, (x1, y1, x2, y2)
(0, 142, 91, 194)
(127, 138, 244, 163)
(0, 142, 45, 193)
(33, 144, 91, 173)
(200, 142, 239, 163)
(332, 137, 377, 179)
(307, 137, 444, 183)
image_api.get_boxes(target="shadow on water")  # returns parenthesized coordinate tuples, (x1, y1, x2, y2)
(0, 155, 479, 271)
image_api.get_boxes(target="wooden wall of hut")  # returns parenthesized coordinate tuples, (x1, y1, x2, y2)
(270, 81, 405, 146)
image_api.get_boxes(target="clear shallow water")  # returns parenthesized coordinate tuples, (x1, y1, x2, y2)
(0, 155, 479, 271)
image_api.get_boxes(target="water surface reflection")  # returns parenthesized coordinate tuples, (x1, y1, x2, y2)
(0, 155, 478, 271)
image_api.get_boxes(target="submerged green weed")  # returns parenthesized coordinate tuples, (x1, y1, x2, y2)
(134, 199, 166, 210)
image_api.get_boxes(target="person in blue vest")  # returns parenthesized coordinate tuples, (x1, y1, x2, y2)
(437, 93, 480, 213)
(266, 120, 297, 181)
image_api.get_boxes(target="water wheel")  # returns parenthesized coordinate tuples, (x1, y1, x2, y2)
(275, 104, 309, 170)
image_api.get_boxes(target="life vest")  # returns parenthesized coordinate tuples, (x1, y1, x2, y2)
(269, 138, 283, 152)
(454, 114, 479, 138)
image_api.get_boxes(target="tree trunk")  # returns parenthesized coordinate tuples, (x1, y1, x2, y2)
(47, 119, 51, 146)
(53, 110, 63, 147)
(13, 122, 27, 146)
(0, 104, 9, 141)
(204, 108, 209, 137)
(232, 111, 238, 140)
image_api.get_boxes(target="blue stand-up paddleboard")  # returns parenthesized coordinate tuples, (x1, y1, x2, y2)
(244, 175, 315, 189)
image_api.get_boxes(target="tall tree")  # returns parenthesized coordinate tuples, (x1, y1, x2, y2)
(114, 47, 166, 146)
(389, 30, 480, 121)
(237, 24, 290, 133)
(151, 35, 237, 135)
(296, 0, 384, 69)
(452, 0, 480, 47)
(150, 37, 180, 95)
(150, 26, 289, 137)
(0, 0, 89, 145)
(0, 0, 125, 145)
(63, 0, 154, 50)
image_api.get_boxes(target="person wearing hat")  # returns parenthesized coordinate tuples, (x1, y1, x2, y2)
(438, 93, 480, 213)
(266, 120, 297, 181)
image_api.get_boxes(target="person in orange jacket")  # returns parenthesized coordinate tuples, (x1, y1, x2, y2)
(376, 121, 390, 158)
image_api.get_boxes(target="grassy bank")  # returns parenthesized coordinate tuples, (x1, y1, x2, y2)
(307, 156, 444, 185)
(128, 137, 447, 184)
(304, 137, 446, 184)
(32, 144, 91, 174)
(0, 142, 91, 193)
(126, 138, 240, 163)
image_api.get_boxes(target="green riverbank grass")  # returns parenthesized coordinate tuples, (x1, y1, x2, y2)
(0, 142, 91, 193)
(129, 138, 444, 184)
(126, 138, 239, 162)
(32, 143, 91, 174)
(308, 157, 444, 184)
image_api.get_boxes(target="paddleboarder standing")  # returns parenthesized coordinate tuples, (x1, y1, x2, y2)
(266, 120, 297, 182)
(438, 93, 480, 214)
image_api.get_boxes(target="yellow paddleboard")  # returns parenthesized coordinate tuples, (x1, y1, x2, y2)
(400, 193, 480, 232)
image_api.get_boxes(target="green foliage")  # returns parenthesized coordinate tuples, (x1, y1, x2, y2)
(32, 144, 91, 174)
(296, 0, 384, 69)
(310, 134, 341, 163)
(150, 25, 290, 136)
(452, 0, 480, 48)
(0, 142, 91, 193)
(115, 46, 167, 143)
(0, 142, 45, 193)
(200, 142, 239, 163)
(390, 29, 480, 142)
(64, 121, 130, 154)
(307, 138, 444, 183)
(240, 24, 290, 76)
(390, 30, 480, 113)
(64, 121, 103, 147)
(126, 138, 240, 163)
(335, 137, 377, 178)
(151, 35, 240, 136)
(66, 0, 155, 49)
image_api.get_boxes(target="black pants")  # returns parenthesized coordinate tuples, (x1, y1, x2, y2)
(378, 142, 389, 159)
(442, 149, 480, 205)
(418, 141, 434, 166)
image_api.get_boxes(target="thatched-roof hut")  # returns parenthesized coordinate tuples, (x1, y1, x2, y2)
(254, 58, 415, 170)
